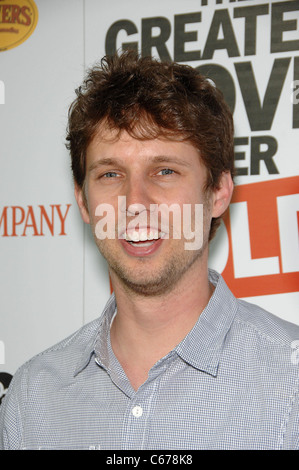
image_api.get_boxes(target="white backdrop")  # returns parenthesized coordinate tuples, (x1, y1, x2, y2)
(1, 0, 298, 399)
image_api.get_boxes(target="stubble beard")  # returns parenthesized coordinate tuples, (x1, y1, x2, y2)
(95, 236, 207, 297)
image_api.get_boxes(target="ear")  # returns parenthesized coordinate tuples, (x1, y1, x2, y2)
(74, 183, 90, 224)
(211, 172, 234, 218)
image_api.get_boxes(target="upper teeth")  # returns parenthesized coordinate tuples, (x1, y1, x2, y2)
(125, 229, 163, 242)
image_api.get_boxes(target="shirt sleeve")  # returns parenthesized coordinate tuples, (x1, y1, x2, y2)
(0, 366, 28, 450)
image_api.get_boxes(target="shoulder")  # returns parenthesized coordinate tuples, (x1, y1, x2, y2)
(210, 270, 299, 348)
(0, 317, 103, 449)
(22, 316, 102, 376)
(4, 315, 103, 403)
(235, 298, 299, 346)
(232, 298, 299, 371)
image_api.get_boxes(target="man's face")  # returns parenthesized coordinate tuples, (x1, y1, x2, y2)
(76, 126, 230, 296)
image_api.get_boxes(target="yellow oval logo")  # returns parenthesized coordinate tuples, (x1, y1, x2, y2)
(0, 0, 38, 52)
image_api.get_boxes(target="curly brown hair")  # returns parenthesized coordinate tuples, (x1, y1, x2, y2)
(66, 50, 234, 239)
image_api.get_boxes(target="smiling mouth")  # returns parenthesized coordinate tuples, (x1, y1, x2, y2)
(126, 239, 158, 247)
(123, 228, 166, 243)
(119, 228, 167, 254)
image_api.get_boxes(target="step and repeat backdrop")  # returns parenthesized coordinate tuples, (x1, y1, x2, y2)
(1, 0, 298, 403)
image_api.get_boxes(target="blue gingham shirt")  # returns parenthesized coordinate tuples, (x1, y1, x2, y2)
(1, 270, 299, 450)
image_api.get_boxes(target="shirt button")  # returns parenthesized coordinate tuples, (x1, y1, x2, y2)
(132, 405, 143, 418)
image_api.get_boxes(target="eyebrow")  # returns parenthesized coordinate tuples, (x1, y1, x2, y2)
(88, 155, 193, 172)
(150, 155, 193, 167)
(88, 158, 119, 172)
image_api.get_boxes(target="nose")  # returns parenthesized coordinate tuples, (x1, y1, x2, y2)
(123, 175, 153, 216)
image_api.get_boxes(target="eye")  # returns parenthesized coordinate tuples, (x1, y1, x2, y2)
(96, 171, 122, 183)
(102, 171, 120, 178)
(158, 168, 175, 176)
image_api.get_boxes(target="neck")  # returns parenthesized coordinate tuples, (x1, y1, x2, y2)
(109, 260, 214, 390)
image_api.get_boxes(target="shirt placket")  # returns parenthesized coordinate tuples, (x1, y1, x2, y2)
(100, 323, 178, 449)
(121, 378, 160, 450)
(121, 353, 177, 450)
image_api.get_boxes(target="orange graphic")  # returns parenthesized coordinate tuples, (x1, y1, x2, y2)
(222, 176, 299, 298)
(0, 0, 38, 51)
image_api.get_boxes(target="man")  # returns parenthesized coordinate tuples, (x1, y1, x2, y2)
(1, 51, 298, 450)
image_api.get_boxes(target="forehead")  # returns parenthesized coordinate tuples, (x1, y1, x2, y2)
(87, 122, 202, 164)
